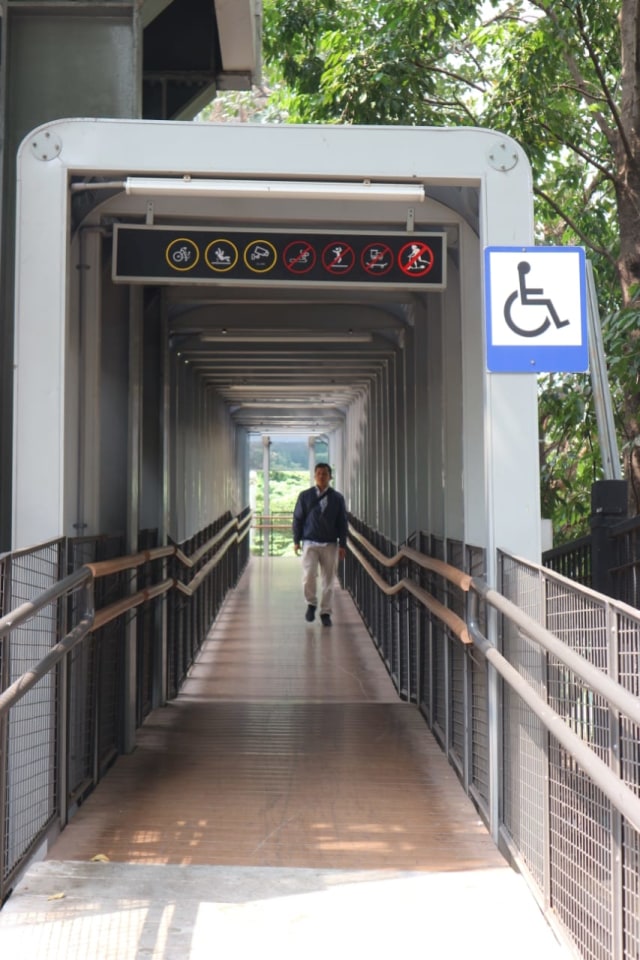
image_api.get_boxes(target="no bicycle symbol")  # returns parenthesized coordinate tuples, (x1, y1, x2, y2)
(484, 245, 588, 373)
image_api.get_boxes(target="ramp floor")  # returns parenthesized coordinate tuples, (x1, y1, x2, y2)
(0, 557, 570, 957)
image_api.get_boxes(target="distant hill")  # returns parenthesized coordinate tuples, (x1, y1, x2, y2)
(249, 437, 328, 470)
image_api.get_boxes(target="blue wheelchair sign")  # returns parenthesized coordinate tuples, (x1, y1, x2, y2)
(484, 246, 587, 372)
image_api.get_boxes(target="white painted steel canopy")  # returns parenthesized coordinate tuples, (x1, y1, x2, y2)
(13, 119, 537, 579)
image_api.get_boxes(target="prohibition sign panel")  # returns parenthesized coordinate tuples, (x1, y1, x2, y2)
(113, 225, 447, 289)
(484, 245, 588, 373)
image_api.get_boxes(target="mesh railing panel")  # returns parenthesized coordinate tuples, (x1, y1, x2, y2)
(470, 651, 489, 808)
(2, 514, 249, 902)
(341, 531, 640, 960)
(500, 551, 640, 960)
(450, 633, 465, 771)
(2, 541, 64, 883)
(432, 619, 447, 742)
(622, 825, 640, 960)
(66, 635, 97, 803)
(548, 747, 613, 960)
(501, 620, 547, 889)
(546, 582, 609, 672)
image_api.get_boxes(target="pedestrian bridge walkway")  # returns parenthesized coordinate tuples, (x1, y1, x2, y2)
(0, 558, 568, 959)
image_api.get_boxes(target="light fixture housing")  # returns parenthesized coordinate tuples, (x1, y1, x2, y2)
(199, 332, 373, 343)
(124, 176, 425, 203)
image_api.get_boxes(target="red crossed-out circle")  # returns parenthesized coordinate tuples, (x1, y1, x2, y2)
(283, 240, 317, 275)
(361, 242, 394, 277)
(321, 241, 355, 275)
(398, 241, 435, 277)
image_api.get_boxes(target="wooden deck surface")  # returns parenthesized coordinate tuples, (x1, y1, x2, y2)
(47, 558, 506, 873)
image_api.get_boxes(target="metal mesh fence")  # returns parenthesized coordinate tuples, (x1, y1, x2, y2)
(343, 529, 640, 960)
(500, 552, 640, 960)
(501, 620, 547, 890)
(548, 746, 613, 960)
(467, 544, 489, 809)
(622, 824, 640, 960)
(470, 651, 489, 809)
(67, 535, 125, 801)
(1, 541, 64, 884)
(2, 513, 250, 902)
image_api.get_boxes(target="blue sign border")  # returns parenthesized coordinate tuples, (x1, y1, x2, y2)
(484, 246, 588, 373)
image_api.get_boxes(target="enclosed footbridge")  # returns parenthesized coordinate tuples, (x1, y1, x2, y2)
(0, 121, 639, 959)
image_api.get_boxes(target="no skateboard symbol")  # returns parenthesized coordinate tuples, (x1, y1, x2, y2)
(361, 242, 393, 276)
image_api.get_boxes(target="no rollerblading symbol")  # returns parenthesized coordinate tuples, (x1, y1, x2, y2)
(322, 242, 355, 275)
(484, 246, 587, 373)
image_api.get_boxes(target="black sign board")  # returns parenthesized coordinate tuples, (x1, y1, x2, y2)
(113, 225, 447, 289)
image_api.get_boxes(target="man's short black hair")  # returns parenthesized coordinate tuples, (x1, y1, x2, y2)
(314, 462, 332, 477)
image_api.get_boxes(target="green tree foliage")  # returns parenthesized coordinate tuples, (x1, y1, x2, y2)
(263, 0, 640, 541)
(251, 469, 308, 555)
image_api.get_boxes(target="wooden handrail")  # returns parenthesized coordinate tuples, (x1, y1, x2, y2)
(347, 525, 473, 591)
(84, 515, 250, 624)
(348, 540, 471, 644)
(0, 513, 251, 717)
(175, 532, 240, 597)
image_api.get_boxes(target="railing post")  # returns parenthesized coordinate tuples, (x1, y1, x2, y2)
(0, 635, 8, 905)
(487, 569, 501, 846)
(262, 436, 271, 558)
(607, 601, 624, 960)
(590, 480, 627, 596)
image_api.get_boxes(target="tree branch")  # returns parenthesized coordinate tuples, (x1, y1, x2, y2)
(537, 120, 615, 179)
(534, 187, 618, 265)
(530, 0, 627, 156)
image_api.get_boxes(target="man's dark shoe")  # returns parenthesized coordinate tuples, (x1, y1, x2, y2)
(320, 613, 332, 627)
(305, 604, 316, 622)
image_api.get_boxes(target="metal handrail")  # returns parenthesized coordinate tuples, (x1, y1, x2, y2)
(251, 513, 292, 532)
(0, 569, 94, 717)
(348, 539, 471, 644)
(0, 514, 249, 717)
(351, 527, 640, 724)
(4, 517, 640, 842)
(0, 565, 92, 638)
(350, 527, 640, 835)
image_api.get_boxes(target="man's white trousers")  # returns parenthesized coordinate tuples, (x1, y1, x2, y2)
(301, 542, 339, 614)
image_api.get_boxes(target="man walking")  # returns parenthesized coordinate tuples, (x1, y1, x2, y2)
(292, 463, 348, 626)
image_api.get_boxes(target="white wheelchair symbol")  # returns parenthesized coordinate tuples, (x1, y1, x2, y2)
(504, 261, 570, 338)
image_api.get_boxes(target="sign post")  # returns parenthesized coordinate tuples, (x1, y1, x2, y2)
(484, 246, 587, 373)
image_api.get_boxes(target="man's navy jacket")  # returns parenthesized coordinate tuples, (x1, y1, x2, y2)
(292, 486, 348, 548)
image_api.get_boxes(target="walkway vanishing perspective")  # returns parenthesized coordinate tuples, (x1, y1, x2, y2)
(0, 558, 569, 958)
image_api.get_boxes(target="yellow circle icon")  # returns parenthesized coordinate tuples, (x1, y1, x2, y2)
(205, 239, 239, 273)
(165, 238, 200, 272)
(243, 239, 277, 274)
